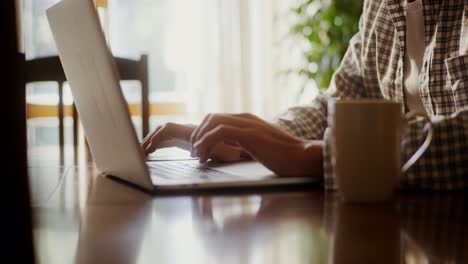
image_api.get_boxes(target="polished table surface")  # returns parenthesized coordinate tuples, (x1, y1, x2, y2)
(29, 147, 468, 264)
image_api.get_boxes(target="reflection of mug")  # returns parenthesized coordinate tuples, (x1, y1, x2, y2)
(333, 203, 400, 264)
(328, 99, 433, 202)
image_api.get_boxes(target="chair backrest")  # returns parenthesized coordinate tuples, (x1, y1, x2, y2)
(21, 53, 70, 152)
(114, 55, 150, 137)
(22, 55, 67, 83)
(21, 54, 150, 140)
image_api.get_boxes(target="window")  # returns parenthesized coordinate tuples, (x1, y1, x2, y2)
(23, 0, 303, 152)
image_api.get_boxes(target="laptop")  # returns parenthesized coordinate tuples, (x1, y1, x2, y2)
(46, 0, 318, 193)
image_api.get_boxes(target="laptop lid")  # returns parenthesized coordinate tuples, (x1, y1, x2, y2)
(47, 0, 153, 191)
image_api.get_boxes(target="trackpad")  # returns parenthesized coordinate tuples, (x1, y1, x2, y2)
(203, 161, 276, 179)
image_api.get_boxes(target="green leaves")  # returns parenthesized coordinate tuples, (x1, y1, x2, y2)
(291, 0, 362, 90)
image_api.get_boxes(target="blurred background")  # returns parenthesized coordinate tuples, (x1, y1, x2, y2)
(21, 0, 361, 164)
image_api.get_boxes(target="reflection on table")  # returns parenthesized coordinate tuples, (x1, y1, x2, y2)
(30, 164, 468, 264)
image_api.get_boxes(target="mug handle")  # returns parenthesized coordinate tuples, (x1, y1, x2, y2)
(401, 112, 434, 174)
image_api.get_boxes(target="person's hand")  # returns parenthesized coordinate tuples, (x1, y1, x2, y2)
(142, 123, 245, 162)
(190, 113, 323, 177)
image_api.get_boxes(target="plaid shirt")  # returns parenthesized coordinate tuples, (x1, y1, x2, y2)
(275, 0, 468, 191)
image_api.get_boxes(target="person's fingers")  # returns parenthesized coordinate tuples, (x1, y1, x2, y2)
(233, 113, 262, 121)
(234, 113, 303, 142)
(194, 125, 253, 163)
(223, 139, 240, 147)
(191, 113, 301, 159)
(192, 114, 218, 150)
(142, 125, 161, 150)
(145, 123, 192, 154)
(190, 113, 261, 154)
(193, 114, 257, 148)
(209, 143, 244, 162)
(170, 138, 192, 150)
(145, 126, 172, 155)
(191, 113, 266, 159)
(190, 114, 211, 157)
(148, 139, 177, 151)
(196, 113, 297, 146)
(145, 138, 191, 156)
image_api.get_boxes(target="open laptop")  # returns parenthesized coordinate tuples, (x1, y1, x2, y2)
(46, 0, 318, 193)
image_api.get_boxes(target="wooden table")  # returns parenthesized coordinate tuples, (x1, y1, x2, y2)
(30, 149, 468, 264)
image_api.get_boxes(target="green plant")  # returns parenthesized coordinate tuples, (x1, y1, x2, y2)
(292, 0, 363, 90)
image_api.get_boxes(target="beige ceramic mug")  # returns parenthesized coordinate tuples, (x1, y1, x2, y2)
(328, 99, 433, 202)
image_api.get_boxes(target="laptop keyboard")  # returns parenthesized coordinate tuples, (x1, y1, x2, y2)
(147, 160, 232, 181)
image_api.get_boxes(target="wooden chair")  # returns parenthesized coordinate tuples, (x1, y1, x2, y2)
(114, 55, 150, 138)
(21, 53, 150, 151)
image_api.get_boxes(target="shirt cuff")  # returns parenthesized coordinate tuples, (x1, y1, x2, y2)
(323, 127, 337, 191)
